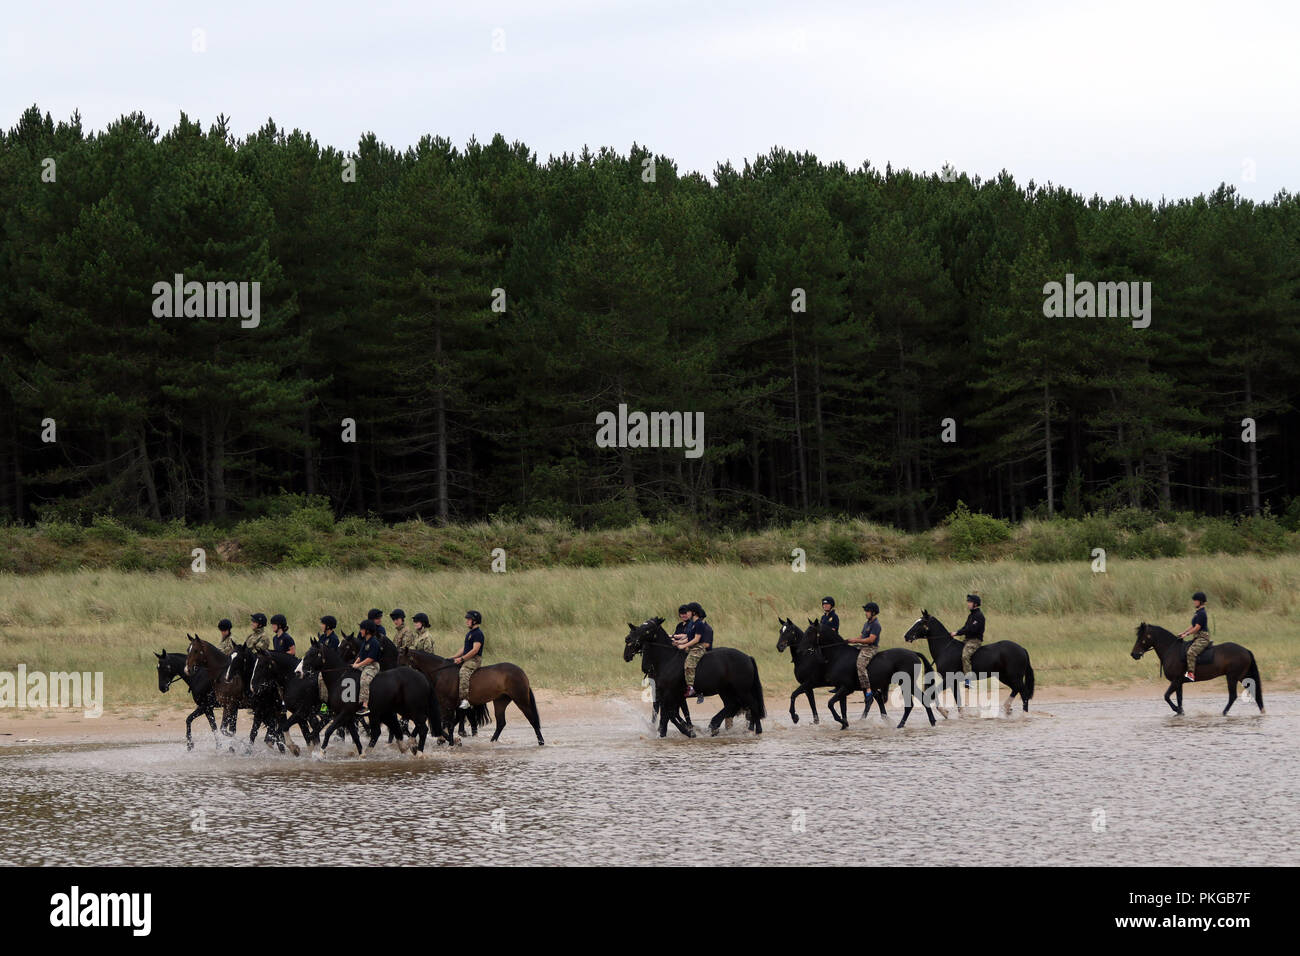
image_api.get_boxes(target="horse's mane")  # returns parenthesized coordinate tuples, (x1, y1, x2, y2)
(1138, 622, 1179, 640)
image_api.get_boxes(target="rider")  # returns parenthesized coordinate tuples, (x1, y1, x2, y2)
(246, 613, 271, 653)
(270, 614, 295, 655)
(410, 612, 437, 653)
(453, 611, 485, 710)
(819, 597, 840, 640)
(673, 604, 691, 639)
(676, 602, 713, 702)
(318, 615, 340, 650)
(390, 609, 410, 648)
(950, 594, 984, 682)
(353, 619, 383, 714)
(367, 608, 387, 639)
(847, 602, 882, 695)
(1180, 591, 1211, 681)
(217, 618, 235, 655)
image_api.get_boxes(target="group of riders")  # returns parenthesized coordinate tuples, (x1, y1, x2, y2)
(213, 607, 486, 714)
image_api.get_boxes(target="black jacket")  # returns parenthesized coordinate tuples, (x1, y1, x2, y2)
(955, 609, 985, 641)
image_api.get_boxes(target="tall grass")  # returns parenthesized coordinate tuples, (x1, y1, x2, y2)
(1, 555, 1297, 709)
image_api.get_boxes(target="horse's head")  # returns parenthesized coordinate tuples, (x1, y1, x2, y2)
(623, 618, 664, 661)
(155, 649, 172, 692)
(223, 641, 250, 683)
(249, 649, 273, 695)
(299, 637, 323, 677)
(903, 611, 934, 644)
(1131, 622, 1153, 660)
(397, 645, 414, 667)
(776, 617, 802, 651)
(340, 633, 359, 664)
(183, 634, 205, 676)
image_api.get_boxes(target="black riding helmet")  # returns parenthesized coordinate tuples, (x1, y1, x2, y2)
(367, 608, 383, 621)
(677, 604, 691, 614)
(270, 613, 287, 628)
(1192, 591, 1207, 603)
(390, 608, 405, 621)
(320, 614, 337, 629)
(217, 618, 232, 632)
(465, 610, 482, 625)
(250, 612, 267, 627)
(359, 620, 377, 634)
(966, 594, 981, 607)
(862, 602, 879, 614)
(412, 612, 429, 626)
(821, 596, 835, 607)
(687, 602, 706, 619)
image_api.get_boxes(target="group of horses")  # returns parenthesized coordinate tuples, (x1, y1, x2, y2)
(154, 631, 544, 755)
(623, 610, 1264, 739)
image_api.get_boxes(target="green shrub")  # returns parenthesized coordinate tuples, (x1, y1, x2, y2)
(89, 515, 137, 545)
(1109, 507, 1156, 532)
(944, 501, 1011, 561)
(1117, 527, 1185, 558)
(36, 519, 86, 547)
(823, 534, 861, 566)
(282, 542, 333, 568)
(1197, 519, 1247, 555)
(1238, 514, 1288, 554)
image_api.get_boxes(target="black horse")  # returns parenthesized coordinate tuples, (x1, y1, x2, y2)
(220, 642, 290, 753)
(184, 637, 287, 749)
(154, 649, 217, 750)
(623, 618, 765, 737)
(644, 631, 692, 730)
(902, 611, 1035, 714)
(1131, 623, 1264, 716)
(364, 666, 447, 754)
(297, 639, 366, 755)
(249, 649, 327, 755)
(776, 617, 874, 724)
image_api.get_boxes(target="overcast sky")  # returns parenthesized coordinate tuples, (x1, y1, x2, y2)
(3, 0, 1297, 201)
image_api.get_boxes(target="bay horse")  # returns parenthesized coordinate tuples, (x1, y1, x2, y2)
(154, 649, 218, 750)
(1131, 623, 1264, 716)
(623, 617, 765, 738)
(397, 647, 544, 746)
(184, 636, 286, 748)
(902, 611, 1035, 714)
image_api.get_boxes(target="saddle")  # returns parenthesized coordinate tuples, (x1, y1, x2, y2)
(1183, 639, 1215, 665)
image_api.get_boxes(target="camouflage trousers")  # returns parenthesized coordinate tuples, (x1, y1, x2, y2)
(856, 645, 879, 691)
(458, 657, 480, 700)
(358, 663, 379, 707)
(1186, 635, 1212, 675)
(317, 674, 328, 705)
(961, 639, 981, 673)
(684, 646, 707, 687)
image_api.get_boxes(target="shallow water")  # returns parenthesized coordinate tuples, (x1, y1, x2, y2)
(0, 692, 1294, 866)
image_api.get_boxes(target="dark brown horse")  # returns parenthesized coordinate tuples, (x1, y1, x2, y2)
(397, 647, 544, 746)
(1131, 623, 1264, 716)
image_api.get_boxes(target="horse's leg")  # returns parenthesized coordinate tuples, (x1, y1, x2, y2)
(185, 705, 201, 750)
(788, 683, 804, 724)
(490, 697, 508, 742)
(826, 690, 844, 727)
(1222, 671, 1237, 716)
(875, 687, 887, 717)
(348, 718, 364, 754)
(709, 697, 740, 736)
(897, 701, 913, 728)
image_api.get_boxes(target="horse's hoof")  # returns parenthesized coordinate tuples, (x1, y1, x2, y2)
(186, 742, 194, 751)
(811, 717, 819, 725)
(790, 713, 799, 724)
(709, 727, 719, 736)
(288, 743, 301, 757)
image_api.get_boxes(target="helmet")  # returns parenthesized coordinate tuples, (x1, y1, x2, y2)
(465, 610, 482, 625)
(1192, 591, 1207, 603)
(319, 615, 337, 629)
(367, 608, 383, 621)
(390, 608, 405, 621)
(677, 604, 691, 615)
(250, 612, 267, 627)
(688, 602, 706, 619)
(412, 612, 429, 626)
(270, 613, 287, 628)
(217, 618, 233, 632)
(821, 596, 835, 607)
(966, 594, 981, 607)
(863, 602, 879, 615)
(359, 620, 377, 634)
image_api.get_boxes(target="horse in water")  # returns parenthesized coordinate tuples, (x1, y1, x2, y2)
(775, 618, 873, 723)
(364, 666, 448, 753)
(623, 618, 765, 738)
(902, 611, 1035, 714)
(155, 649, 218, 750)
(184, 636, 286, 749)
(398, 647, 544, 746)
(1131, 623, 1264, 716)
(297, 639, 366, 754)
(249, 649, 325, 755)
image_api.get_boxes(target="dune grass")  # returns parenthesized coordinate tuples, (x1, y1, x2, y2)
(1, 554, 1297, 712)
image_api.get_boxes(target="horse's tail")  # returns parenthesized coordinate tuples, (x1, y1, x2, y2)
(1246, 653, 1264, 712)
(1022, 659, 1035, 702)
(747, 655, 766, 720)
(473, 703, 492, 727)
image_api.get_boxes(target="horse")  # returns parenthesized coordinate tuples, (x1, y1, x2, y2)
(250, 649, 327, 755)
(902, 611, 1035, 714)
(184, 636, 286, 748)
(398, 647, 544, 746)
(646, 629, 692, 730)
(297, 638, 366, 755)
(623, 617, 765, 738)
(219, 642, 290, 753)
(1131, 622, 1264, 716)
(364, 666, 448, 754)
(154, 649, 218, 750)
